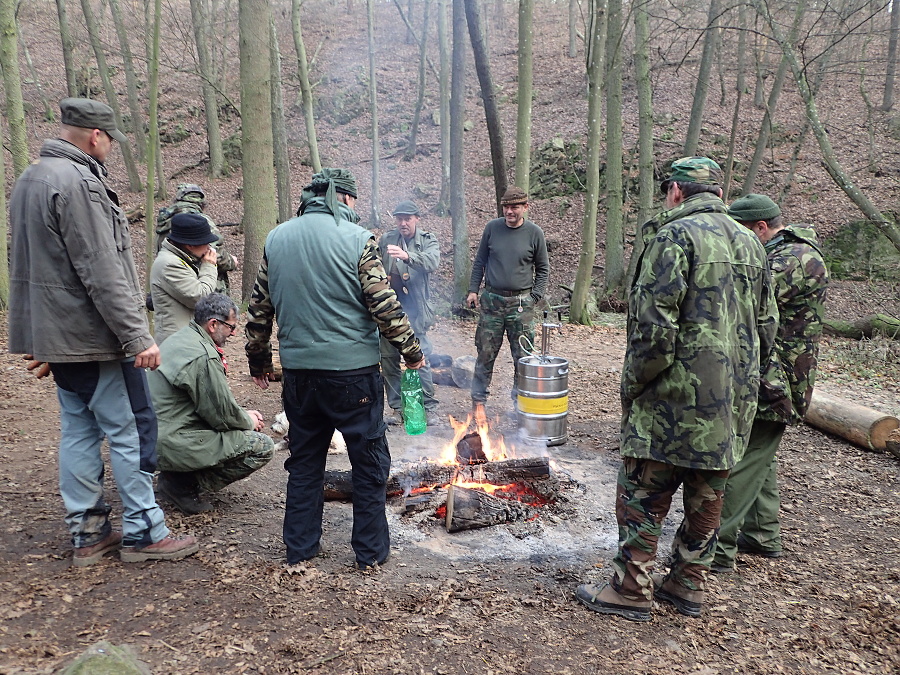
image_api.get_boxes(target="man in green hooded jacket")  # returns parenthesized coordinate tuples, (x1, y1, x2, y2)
(576, 157, 778, 622)
(713, 194, 829, 572)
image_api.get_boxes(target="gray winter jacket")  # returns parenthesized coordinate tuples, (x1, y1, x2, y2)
(8, 139, 154, 362)
(150, 239, 217, 345)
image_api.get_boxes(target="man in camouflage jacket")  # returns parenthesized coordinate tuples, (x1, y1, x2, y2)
(576, 157, 778, 622)
(245, 168, 423, 570)
(713, 194, 829, 571)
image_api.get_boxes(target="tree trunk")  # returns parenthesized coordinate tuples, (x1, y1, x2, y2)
(628, 0, 652, 285)
(80, 0, 142, 192)
(108, 0, 148, 163)
(603, 0, 624, 299)
(55, 0, 78, 97)
(450, 0, 470, 303)
(823, 314, 900, 340)
(883, 0, 900, 110)
(805, 389, 900, 453)
(405, 0, 431, 161)
(436, 0, 451, 215)
(754, 0, 900, 254)
(145, 0, 162, 297)
(0, 89, 8, 309)
(190, 0, 226, 177)
(269, 16, 292, 224)
(514, 0, 533, 193)
(464, 0, 507, 215)
(239, 0, 279, 300)
(569, 0, 605, 325)
(18, 28, 54, 123)
(568, 0, 577, 58)
(366, 0, 380, 229)
(291, 0, 321, 172)
(0, 0, 29, 178)
(682, 0, 721, 156)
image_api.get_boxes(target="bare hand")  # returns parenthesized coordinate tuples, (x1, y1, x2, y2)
(134, 344, 161, 370)
(23, 355, 50, 379)
(466, 292, 479, 309)
(405, 357, 425, 370)
(386, 244, 409, 261)
(252, 375, 270, 390)
(247, 409, 265, 431)
(202, 247, 218, 266)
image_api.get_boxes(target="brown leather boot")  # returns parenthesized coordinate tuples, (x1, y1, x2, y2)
(652, 573, 704, 618)
(575, 582, 652, 622)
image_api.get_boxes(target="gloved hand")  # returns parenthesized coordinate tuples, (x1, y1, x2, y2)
(23, 354, 50, 379)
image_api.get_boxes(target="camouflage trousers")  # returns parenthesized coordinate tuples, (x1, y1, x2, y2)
(610, 457, 729, 602)
(714, 419, 786, 567)
(471, 290, 536, 403)
(194, 431, 275, 493)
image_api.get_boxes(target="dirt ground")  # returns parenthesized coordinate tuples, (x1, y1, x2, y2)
(1, 308, 899, 674)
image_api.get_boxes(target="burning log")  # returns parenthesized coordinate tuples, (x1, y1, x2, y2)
(321, 457, 556, 501)
(445, 484, 534, 532)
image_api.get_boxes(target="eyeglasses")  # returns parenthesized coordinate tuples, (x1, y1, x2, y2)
(216, 318, 237, 333)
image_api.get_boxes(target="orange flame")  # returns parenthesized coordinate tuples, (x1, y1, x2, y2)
(439, 411, 512, 465)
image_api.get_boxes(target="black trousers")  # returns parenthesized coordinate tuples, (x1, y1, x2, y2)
(281, 366, 390, 566)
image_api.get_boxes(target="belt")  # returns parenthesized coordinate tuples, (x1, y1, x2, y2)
(485, 286, 531, 297)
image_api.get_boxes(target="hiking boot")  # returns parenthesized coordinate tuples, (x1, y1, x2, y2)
(710, 561, 736, 575)
(385, 409, 403, 426)
(73, 530, 122, 567)
(574, 582, 652, 622)
(157, 471, 213, 515)
(355, 551, 390, 571)
(651, 573, 704, 618)
(737, 533, 783, 558)
(120, 535, 199, 563)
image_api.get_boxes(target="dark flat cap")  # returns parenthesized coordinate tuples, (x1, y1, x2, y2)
(60, 98, 127, 143)
(728, 194, 782, 222)
(392, 200, 421, 216)
(500, 187, 528, 205)
(169, 213, 218, 246)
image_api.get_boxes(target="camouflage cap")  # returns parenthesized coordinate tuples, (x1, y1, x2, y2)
(392, 200, 421, 216)
(728, 193, 781, 222)
(176, 183, 206, 203)
(500, 187, 528, 205)
(60, 97, 127, 143)
(660, 156, 723, 194)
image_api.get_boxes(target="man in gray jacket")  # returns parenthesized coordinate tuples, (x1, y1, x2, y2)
(150, 212, 219, 344)
(8, 98, 198, 566)
(379, 200, 440, 425)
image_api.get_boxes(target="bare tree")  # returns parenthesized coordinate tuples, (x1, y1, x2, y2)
(291, 0, 322, 172)
(603, 0, 624, 298)
(884, 0, 900, 110)
(450, 0, 470, 302)
(145, 0, 163, 295)
(0, 85, 8, 309)
(568, 0, 577, 58)
(632, 0, 653, 263)
(683, 1, 721, 156)
(464, 0, 508, 215)
(0, 0, 29, 178)
(55, 0, 78, 97)
(515, 0, 533, 192)
(108, 0, 147, 162)
(366, 0, 380, 229)
(436, 0, 451, 214)
(240, 0, 279, 299)
(404, 0, 431, 161)
(190, 0, 226, 177)
(270, 16, 292, 223)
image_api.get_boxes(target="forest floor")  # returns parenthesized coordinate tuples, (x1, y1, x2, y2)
(3, 1, 900, 673)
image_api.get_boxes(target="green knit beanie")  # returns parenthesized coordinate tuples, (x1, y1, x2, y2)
(728, 194, 781, 222)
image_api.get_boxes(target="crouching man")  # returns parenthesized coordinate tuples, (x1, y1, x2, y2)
(149, 293, 275, 513)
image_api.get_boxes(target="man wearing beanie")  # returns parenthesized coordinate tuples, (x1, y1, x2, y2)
(467, 187, 549, 414)
(8, 97, 198, 565)
(150, 212, 220, 344)
(576, 157, 777, 621)
(379, 200, 441, 426)
(246, 168, 424, 570)
(713, 194, 829, 572)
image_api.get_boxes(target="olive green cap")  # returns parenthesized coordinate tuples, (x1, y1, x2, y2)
(728, 194, 782, 222)
(60, 98, 127, 143)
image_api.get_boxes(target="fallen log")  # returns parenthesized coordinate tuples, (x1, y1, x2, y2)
(445, 484, 534, 532)
(322, 457, 555, 500)
(886, 429, 900, 460)
(804, 389, 900, 452)
(823, 314, 900, 340)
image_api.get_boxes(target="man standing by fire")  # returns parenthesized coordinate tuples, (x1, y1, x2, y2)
(467, 187, 549, 415)
(712, 194, 828, 572)
(575, 157, 778, 621)
(379, 200, 440, 426)
(246, 168, 423, 570)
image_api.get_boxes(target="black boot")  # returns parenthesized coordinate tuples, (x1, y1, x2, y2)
(157, 471, 213, 515)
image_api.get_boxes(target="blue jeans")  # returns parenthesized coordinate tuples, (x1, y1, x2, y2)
(282, 366, 391, 566)
(51, 359, 169, 548)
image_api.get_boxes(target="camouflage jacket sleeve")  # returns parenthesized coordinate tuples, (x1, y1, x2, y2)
(207, 219, 237, 274)
(244, 250, 275, 377)
(358, 238, 423, 363)
(620, 231, 687, 401)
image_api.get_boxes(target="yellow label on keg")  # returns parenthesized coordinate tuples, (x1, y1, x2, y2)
(517, 394, 568, 415)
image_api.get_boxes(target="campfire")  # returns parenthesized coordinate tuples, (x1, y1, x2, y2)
(322, 410, 560, 532)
